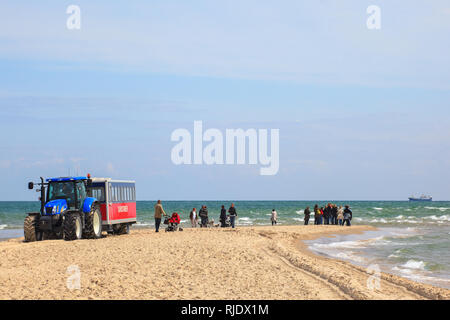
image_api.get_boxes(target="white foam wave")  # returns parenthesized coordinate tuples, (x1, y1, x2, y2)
(401, 260, 426, 270)
(425, 207, 450, 211)
(0, 224, 7, 230)
(425, 215, 450, 221)
(373, 207, 383, 211)
(312, 240, 368, 250)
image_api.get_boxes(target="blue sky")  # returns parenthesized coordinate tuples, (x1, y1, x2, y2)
(0, 1, 449, 200)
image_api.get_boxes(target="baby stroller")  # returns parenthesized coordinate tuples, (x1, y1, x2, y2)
(165, 212, 183, 232)
(220, 215, 232, 228)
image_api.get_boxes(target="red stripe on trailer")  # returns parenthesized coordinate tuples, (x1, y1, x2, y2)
(109, 202, 136, 221)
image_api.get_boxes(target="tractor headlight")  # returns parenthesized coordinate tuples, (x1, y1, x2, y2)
(52, 206, 57, 214)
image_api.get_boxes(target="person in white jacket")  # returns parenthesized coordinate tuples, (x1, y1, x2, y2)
(337, 206, 344, 226)
(271, 209, 278, 226)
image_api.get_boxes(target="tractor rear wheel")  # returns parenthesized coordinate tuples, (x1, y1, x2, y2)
(83, 204, 102, 239)
(63, 212, 82, 241)
(24, 215, 43, 242)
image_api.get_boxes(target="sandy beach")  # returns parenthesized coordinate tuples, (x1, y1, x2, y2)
(0, 225, 449, 300)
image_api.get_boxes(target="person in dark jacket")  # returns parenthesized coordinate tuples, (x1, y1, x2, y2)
(331, 204, 338, 225)
(304, 207, 311, 225)
(199, 205, 209, 228)
(228, 203, 237, 228)
(343, 205, 353, 226)
(324, 203, 332, 225)
(220, 205, 227, 227)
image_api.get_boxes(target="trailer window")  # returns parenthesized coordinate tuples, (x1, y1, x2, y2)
(91, 187, 105, 202)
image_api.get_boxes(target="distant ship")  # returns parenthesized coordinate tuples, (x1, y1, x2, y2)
(409, 194, 432, 202)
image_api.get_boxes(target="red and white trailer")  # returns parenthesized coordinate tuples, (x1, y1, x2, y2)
(89, 178, 136, 234)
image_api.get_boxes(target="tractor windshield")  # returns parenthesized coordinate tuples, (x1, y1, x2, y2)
(47, 181, 77, 208)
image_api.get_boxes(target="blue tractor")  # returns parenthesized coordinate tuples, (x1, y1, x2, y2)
(24, 175, 102, 241)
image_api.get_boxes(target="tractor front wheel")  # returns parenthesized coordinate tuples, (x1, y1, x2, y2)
(63, 212, 82, 241)
(24, 215, 42, 242)
(83, 204, 102, 239)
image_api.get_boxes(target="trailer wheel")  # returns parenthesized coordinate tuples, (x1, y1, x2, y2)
(82, 204, 102, 239)
(63, 212, 82, 241)
(24, 215, 42, 242)
(114, 223, 130, 235)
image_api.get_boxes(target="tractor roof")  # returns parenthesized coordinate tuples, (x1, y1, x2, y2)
(46, 176, 87, 182)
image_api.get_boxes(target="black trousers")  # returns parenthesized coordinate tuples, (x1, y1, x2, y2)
(155, 218, 161, 232)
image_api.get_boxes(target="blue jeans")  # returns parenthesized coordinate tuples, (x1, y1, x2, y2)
(155, 218, 161, 232)
(344, 219, 351, 226)
(331, 216, 337, 225)
(230, 216, 236, 228)
(338, 219, 343, 226)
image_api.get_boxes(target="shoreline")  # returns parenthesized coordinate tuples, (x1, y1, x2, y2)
(0, 225, 449, 300)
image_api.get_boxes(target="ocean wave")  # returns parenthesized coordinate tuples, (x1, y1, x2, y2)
(0, 224, 7, 230)
(331, 251, 367, 263)
(401, 260, 427, 270)
(373, 207, 383, 211)
(425, 207, 450, 212)
(238, 217, 253, 224)
(311, 240, 368, 250)
(425, 215, 450, 221)
(369, 218, 388, 223)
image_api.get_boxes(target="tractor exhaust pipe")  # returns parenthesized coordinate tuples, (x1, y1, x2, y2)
(40, 177, 45, 215)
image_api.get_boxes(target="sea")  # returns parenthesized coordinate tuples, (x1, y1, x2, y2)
(1, 200, 449, 289)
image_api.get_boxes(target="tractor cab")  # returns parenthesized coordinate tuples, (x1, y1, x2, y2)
(45, 177, 89, 214)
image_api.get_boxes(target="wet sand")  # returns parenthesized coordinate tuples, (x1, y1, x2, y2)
(0, 225, 449, 300)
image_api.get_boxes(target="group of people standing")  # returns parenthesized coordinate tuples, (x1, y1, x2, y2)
(303, 204, 353, 226)
(154, 200, 353, 232)
(153, 200, 238, 232)
(189, 204, 238, 228)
